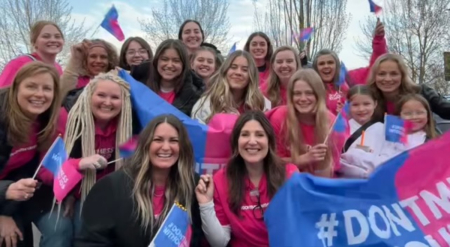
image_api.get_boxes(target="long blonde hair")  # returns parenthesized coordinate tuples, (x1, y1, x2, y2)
(64, 71, 133, 203)
(194, 50, 265, 123)
(284, 69, 332, 173)
(124, 115, 196, 234)
(367, 54, 420, 120)
(0, 62, 61, 151)
(265, 46, 301, 107)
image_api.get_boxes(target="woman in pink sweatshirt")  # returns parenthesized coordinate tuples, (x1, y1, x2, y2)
(0, 20, 65, 88)
(312, 19, 388, 115)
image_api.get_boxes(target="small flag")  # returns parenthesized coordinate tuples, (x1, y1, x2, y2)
(41, 136, 67, 175)
(385, 115, 412, 144)
(368, 0, 382, 15)
(100, 5, 125, 41)
(299, 27, 314, 42)
(228, 42, 237, 55)
(119, 136, 138, 158)
(149, 202, 192, 247)
(333, 102, 350, 134)
(337, 62, 348, 87)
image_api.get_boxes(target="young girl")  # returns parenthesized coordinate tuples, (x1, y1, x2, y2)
(191, 50, 271, 124)
(195, 111, 298, 247)
(377, 94, 437, 164)
(119, 37, 153, 70)
(267, 69, 343, 177)
(260, 46, 301, 107)
(178, 19, 204, 55)
(191, 46, 219, 86)
(339, 85, 385, 178)
(0, 21, 65, 88)
(243, 32, 273, 85)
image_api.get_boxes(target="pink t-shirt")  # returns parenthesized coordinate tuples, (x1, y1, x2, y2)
(76, 76, 91, 89)
(260, 82, 287, 107)
(325, 83, 349, 115)
(259, 66, 270, 85)
(0, 53, 63, 88)
(153, 186, 166, 218)
(266, 106, 341, 173)
(213, 163, 298, 247)
(159, 91, 176, 104)
(386, 101, 395, 115)
(0, 123, 39, 179)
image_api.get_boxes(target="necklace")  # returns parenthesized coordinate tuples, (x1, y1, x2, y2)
(153, 190, 164, 197)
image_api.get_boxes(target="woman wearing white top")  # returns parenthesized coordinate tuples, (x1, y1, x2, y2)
(377, 94, 437, 164)
(339, 85, 385, 178)
(191, 51, 271, 124)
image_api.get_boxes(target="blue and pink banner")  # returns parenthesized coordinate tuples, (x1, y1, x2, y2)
(149, 203, 192, 247)
(118, 70, 237, 174)
(265, 131, 450, 246)
(385, 114, 411, 144)
(100, 5, 125, 41)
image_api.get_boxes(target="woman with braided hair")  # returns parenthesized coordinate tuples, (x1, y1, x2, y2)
(56, 70, 140, 239)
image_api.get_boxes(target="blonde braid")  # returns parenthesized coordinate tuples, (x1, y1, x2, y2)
(64, 71, 133, 206)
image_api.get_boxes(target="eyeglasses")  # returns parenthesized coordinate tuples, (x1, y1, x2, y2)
(401, 111, 427, 118)
(126, 49, 148, 56)
(250, 189, 264, 220)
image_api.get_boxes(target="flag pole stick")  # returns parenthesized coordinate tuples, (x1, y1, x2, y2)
(323, 114, 339, 144)
(90, 25, 101, 38)
(32, 135, 61, 179)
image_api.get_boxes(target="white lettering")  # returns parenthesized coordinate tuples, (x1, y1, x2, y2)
(240, 203, 269, 211)
(382, 204, 415, 236)
(424, 235, 441, 247)
(400, 196, 430, 226)
(420, 182, 450, 220)
(368, 206, 391, 239)
(10, 145, 37, 157)
(343, 209, 369, 245)
(437, 224, 450, 245)
(405, 242, 429, 247)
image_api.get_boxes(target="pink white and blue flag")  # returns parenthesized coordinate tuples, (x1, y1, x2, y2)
(385, 114, 411, 144)
(100, 5, 125, 41)
(368, 0, 382, 15)
(299, 27, 314, 42)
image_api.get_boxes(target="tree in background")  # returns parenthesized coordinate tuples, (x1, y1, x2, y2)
(140, 0, 230, 52)
(355, 0, 450, 94)
(252, 0, 350, 59)
(0, 0, 91, 69)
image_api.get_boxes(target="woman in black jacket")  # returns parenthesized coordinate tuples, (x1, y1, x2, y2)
(75, 114, 204, 247)
(0, 62, 62, 247)
(130, 39, 204, 117)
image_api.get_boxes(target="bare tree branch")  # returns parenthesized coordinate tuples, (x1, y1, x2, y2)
(355, 0, 450, 92)
(139, 0, 230, 52)
(252, 0, 350, 59)
(0, 0, 91, 69)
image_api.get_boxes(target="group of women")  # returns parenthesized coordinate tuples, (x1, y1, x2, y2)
(0, 16, 449, 247)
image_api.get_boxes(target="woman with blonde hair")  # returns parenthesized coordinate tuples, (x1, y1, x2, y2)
(267, 69, 343, 177)
(57, 70, 139, 239)
(0, 62, 62, 246)
(367, 53, 450, 121)
(0, 20, 65, 88)
(75, 114, 204, 247)
(260, 46, 301, 107)
(192, 50, 271, 124)
(60, 39, 119, 98)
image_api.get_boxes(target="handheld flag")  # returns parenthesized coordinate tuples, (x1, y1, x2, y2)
(368, 0, 382, 15)
(119, 136, 138, 158)
(385, 114, 411, 144)
(299, 27, 314, 42)
(228, 42, 237, 55)
(100, 5, 125, 41)
(41, 136, 67, 175)
(149, 202, 192, 247)
(332, 102, 350, 135)
(265, 130, 450, 247)
(337, 62, 348, 87)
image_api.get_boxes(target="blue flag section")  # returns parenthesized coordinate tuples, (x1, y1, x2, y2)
(118, 70, 208, 163)
(42, 136, 68, 175)
(149, 203, 192, 247)
(265, 131, 450, 247)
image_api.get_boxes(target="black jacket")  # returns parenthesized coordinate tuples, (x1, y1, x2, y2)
(75, 169, 204, 247)
(420, 84, 450, 120)
(130, 62, 205, 117)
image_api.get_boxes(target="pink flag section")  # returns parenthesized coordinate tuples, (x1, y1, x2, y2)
(53, 159, 84, 202)
(204, 113, 239, 164)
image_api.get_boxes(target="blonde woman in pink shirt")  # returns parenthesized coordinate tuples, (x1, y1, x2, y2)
(195, 111, 298, 247)
(0, 20, 65, 88)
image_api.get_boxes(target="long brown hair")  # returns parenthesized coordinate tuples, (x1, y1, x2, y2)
(266, 46, 301, 107)
(0, 61, 61, 151)
(226, 111, 286, 215)
(124, 115, 196, 233)
(284, 69, 332, 174)
(119, 37, 153, 70)
(243, 32, 273, 63)
(395, 94, 437, 139)
(367, 54, 420, 120)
